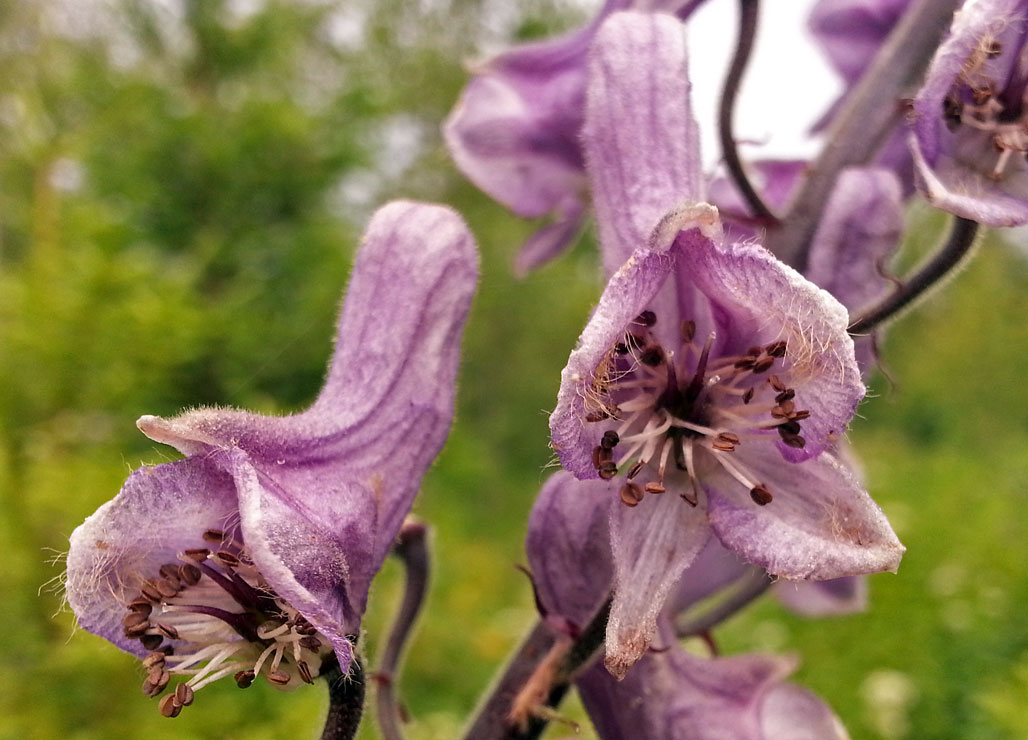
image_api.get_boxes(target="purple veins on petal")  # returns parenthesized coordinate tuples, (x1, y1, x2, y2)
(65, 201, 478, 715)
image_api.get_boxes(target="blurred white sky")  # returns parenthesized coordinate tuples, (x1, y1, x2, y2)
(686, 0, 841, 166)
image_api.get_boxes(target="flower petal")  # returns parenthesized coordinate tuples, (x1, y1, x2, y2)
(678, 238, 864, 462)
(584, 11, 704, 274)
(138, 200, 477, 565)
(605, 490, 710, 678)
(526, 472, 616, 626)
(706, 443, 904, 579)
(66, 457, 239, 659)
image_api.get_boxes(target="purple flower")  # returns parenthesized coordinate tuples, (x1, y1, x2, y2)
(548, 11, 903, 677)
(64, 201, 478, 716)
(911, 0, 1028, 224)
(527, 474, 851, 739)
(443, 0, 706, 274)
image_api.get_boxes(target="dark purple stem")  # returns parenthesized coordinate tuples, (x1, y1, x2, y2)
(765, 0, 962, 270)
(719, 0, 777, 225)
(461, 598, 611, 740)
(376, 521, 431, 740)
(320, 656, 366, 740)
(848, 216, 979, 334)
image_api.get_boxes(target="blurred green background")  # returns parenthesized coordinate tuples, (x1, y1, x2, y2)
(1, 2, 1027, 739)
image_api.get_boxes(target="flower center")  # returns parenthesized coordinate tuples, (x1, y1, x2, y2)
(584, 311, 810, 509)
(942, 34, 1028, 179)
(120, 528, 336, 718)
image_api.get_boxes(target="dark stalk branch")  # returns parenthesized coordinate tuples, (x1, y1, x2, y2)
(375, 520, 431, 740)
(849, 216, 979, 335)
(674, 570, 773, 638)
(320, 656, 366, 740)
(764, 0, 962, 271)
(462, 597, 611, 740)
(719, 0, 777, 224)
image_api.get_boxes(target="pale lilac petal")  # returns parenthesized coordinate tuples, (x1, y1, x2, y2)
(549, 212, 720, 478)
(605, 491, 710, 678)
(679, 239, 864, 462)
(706, 443, 904, 579)
(584, 11, 703, 274)
(526, 471, 616, 626)
(775, 576, 868, 617)
(138, 201, 478, 566)
(66, 457, 240, 658)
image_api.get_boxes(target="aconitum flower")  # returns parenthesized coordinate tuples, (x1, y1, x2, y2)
(910, 0, 1028, 224)
(549, 11, 902, 677)
(443, 0, 706, 273)
(64, 201, 478, 716)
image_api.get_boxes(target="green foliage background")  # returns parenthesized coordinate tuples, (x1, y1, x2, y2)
(1, 2, 1026, 739)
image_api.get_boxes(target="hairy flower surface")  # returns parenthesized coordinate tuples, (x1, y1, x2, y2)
(911, 0, 1028, 223)
(443, 0, 706, 273)
(65, 201, 478, 716)
(549, 11, 902, 677)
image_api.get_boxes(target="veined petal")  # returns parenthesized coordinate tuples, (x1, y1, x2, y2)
(138, 201, 478, 565)
(585, 11, 703, 274)
(706, 443, 904, 580)
(605, 490, 710, 678)
(678, 237, 864, 462)
(526, 472, 616, 626)
(667, 536, 754, 615)
(66, 457, 240, 659)
(225, 447, 366, 665)
(758, 683, 851, 740)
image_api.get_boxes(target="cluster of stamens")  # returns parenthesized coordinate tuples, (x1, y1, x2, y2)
(121, 528, 335, 717)
(942, 36, 1028, 178)
(584, 311, 811, 510)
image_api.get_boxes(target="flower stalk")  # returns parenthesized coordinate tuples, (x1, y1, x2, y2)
(375, 520, 431, 740)
(848, 216, 980, 335)
(719, 0, 778, 225)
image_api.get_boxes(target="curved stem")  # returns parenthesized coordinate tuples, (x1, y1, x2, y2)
(375, 520, 431, 740)
(462, 598, 611, 740)
(674, 570, 773, 638)
(848, 217, 979, 334)
(764, 0, 962, 270)
(719, 0, 777, 224)
(320, 656, 366, 740)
